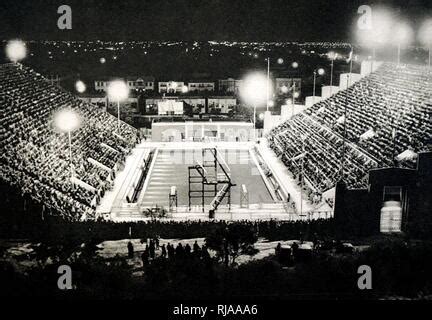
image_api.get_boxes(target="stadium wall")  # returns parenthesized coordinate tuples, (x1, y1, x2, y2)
(151, 121, 253, 142)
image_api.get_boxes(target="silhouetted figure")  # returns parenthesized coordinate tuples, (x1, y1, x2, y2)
(291, 242, 299, 258)
(193, 240, 200, 253)
(149, 240, 156, 259)
(167, 243, 175, 259)
(275, 242, 282, 256)
(127, 241, 134, 259)
(176, 243, 184, 258)
(155, 236, 160, 249)
(201, 245, 210, 260)
(141, 248, 149, 269)
(161, 244, 167, 258)
(185, 243, 192, 256)
(193, 241, 200, 257)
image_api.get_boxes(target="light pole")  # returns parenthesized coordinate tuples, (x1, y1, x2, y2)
(54, 109, 81, 178)
(313, 68, 325, 104)
(240, 72, 271, 141)
(266, 58, 270, 111)
(394, 22, 413, 66)
(107, 80, 129, 133)
(328, 52, 338, 95)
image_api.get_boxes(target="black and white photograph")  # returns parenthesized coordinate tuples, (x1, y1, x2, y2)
(1, 0, 432, 309)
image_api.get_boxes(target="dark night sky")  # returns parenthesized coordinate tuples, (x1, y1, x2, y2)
(0, 0, 431, 41)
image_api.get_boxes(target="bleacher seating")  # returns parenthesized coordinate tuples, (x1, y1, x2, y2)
(0, 63, 140, 220)
(268, 63, 432, 197)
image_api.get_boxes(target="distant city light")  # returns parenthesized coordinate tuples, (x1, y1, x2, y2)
(107, 80, 129, 102)
(181, 85, 188, 93)
(100, 57, 106, 64)
(259, 113, 265, 120)
(291, 61, 299, 68)
(5, 39, 27, 63)
(54, 109, 81, 133)
(317, 68, 325, 76)
(268, 100, 275, 107)
(294, 92, 300, 99)
(75, 80, 86, 94)
(277, 58, 284, 64)
(281, 85, 289, 94)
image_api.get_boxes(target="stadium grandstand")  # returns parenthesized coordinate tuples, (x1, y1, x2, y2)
(1, 60, 432, 224)
(0, 63, 140, 221)
(267, 62, 432, 199)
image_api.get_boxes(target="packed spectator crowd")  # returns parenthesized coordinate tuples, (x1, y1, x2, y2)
(268, 62, 432, 197)
(0, 63, 140, 220)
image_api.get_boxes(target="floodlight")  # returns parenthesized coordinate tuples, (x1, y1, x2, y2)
(75, 80, 86, 93)
(419, 19, 432, 47)
(6, 39, 27, 63)
(240, 72, 272, 106)
(107, 80, 129, 102)
(54, 109, 81, 133)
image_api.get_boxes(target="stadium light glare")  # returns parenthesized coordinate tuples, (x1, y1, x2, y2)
(54, 109, 81, 178)
(356, 6, 395, 65)
(394, 22, 413, 46)
(107, 80, 129, 102)
(419, 19, 432, 46)
(240, 72, 272, 106)
(75, 80, 86, 94)
(107, 80, 129, 132)
(240, 72, 272, 140)
(54, 109, 81, 133)
(419, 19, 432, 67)
(393, 22, 414, 65)
(6, 39, 27, 63)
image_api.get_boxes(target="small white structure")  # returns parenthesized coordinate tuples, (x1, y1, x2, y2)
(187, 82, 215, 92)
(339, 73, 363, 90)
(158, 100, 184, 115)
(321, 86, 340, 99)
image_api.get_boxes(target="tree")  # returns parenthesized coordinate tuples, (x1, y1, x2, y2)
(205, 223, 258, 266)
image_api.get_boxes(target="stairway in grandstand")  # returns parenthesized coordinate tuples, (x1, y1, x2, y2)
(267, 62, 432, 194)
(0, 63, 139, 220)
